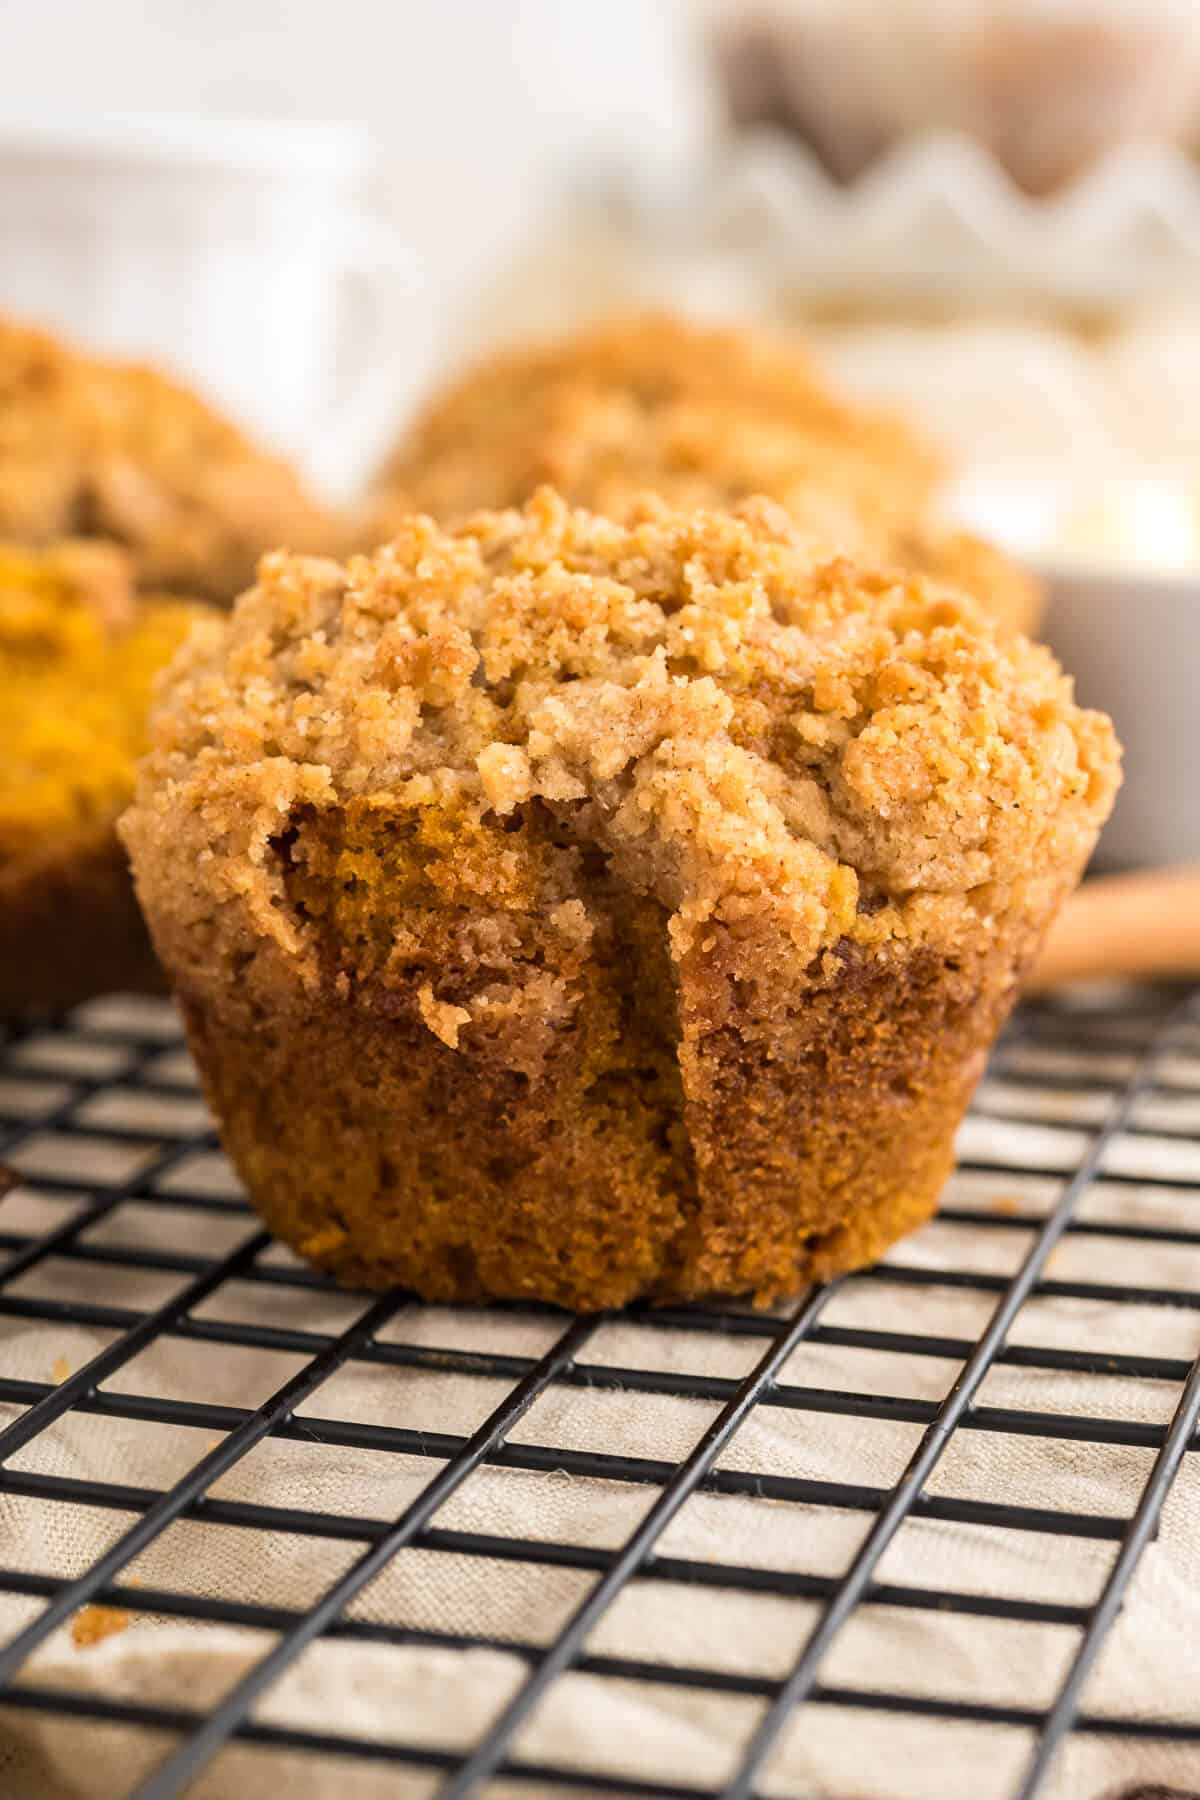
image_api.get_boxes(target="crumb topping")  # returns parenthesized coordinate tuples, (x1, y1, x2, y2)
(375, 312, 937, 541)
(125, 491, 1119, 988)
(0, 315, 334, 601)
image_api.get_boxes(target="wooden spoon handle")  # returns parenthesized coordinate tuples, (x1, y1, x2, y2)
(1028, 866, 1200, 992)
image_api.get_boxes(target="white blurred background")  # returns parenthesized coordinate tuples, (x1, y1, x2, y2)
(0, 0, 710, 299)
(5, 0, 1200, 520)
(0, 1, 717, 490)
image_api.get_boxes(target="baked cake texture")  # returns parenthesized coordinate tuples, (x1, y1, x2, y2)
(124, 490, 1118, 1309)
(0, 315, 335, 603)
(0, 540, 202, 1013)
(369, 313, 1041, 635)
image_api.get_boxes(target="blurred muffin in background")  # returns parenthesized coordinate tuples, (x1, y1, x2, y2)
(0, 540, 204, 1013)
(376, 312, 938, 523)
(366, 312, 1041, 635)
(0, 315, 337, 604)
(713, 0, 1200, 195)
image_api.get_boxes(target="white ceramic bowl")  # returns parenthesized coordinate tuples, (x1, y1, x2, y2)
(942, 474, 1200, 872)
(1040, 565, 1199, 871)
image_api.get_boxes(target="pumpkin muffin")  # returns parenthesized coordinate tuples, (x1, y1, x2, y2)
(368, 313, 1041, 635)
(0, 540, 203, 1013)
(0, 315, 335, 603)
(124, 490, 1118, 1310)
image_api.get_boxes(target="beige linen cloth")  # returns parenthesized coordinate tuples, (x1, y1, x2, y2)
(0, 994, 1199, 1800)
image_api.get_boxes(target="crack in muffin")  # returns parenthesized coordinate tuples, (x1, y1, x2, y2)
(366, 313, 1040, 636)
(124, 490, 1118, 1308)
(0, 315, 336, 603)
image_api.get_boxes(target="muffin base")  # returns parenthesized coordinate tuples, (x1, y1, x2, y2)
(0, 828, 162, 1016)
(176, 922, 1029, 1312)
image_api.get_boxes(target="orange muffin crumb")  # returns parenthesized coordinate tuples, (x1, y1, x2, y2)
(125, 491, 1117, 1309)
(1, 541, 205, 1012)
(0, 315, 336, 602)
(71, 1603, 133, 1649)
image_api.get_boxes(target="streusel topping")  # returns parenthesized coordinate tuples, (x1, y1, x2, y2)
(377, 313, 939, 539)
(0, 315, 334, 601)
(126, 491, 1118, 990)
(390, 312, 913, 456)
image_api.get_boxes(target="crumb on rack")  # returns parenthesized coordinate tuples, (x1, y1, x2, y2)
(71, 1603, 133, 1649)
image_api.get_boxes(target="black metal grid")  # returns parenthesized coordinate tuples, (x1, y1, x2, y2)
(0, 984, 1197, 1798)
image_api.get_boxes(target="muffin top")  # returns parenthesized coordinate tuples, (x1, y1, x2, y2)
(376, 312, 938, 529)
(0, 315, 335, 602)
(126, 490, 1118, 991)
(368, 312, 1036, 634)
(0, 540, 202, 862)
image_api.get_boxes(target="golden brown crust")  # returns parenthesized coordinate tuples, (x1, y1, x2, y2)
(366, 313, 1040, 635)
(0, 315, 336, 602)
(125, 492, 1119, 1307)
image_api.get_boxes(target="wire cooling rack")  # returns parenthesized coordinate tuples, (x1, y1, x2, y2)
(0, 985, 1199, 1799)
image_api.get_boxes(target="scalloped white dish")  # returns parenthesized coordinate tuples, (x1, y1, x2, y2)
(612, 128, 1200, 309)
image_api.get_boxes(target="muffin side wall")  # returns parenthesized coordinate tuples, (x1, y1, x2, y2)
(673, 923, 1038, 1303)
(167, 891, 1041, 1311)
(0, 828, 162, 1015)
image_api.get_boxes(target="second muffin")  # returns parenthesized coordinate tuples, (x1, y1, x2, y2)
(124, 491, 1119, 1309)
(1, 541, 204, 1013)
(368, 313, 1041, 636)
(0, 314, 336, 603)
